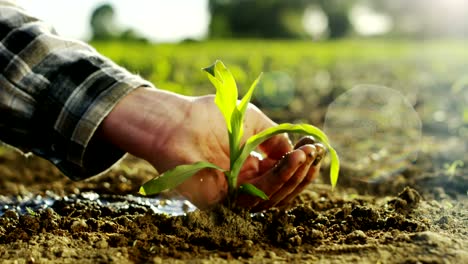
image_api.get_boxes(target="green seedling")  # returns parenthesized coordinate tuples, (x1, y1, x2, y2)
(464, 108, 468, 124)
(444, 160, 464, 178)
(139, 60, 340, 204)
(26, 207, 36, 216)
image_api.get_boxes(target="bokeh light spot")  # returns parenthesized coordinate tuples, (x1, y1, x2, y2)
(324, 85, 422, 181)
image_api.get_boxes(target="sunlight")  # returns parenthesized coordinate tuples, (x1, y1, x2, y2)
(350, 4, 392, 36)
(302, 6, 328, 39)
(435, 0, 468, 11)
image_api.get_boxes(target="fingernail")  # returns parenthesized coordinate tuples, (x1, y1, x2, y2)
(306, 144, 317, 158)
(312, 155, 322, 166)
(294, 136, 316, 149)
(308, 150, 317, 159)
(312, 143, 326, 166)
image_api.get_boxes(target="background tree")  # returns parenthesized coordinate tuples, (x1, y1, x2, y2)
(208, 0, 355, 39)
(208, 0, 309, 39)
(317, 0, 354, 39)
(90, 3, 118, 41)
(90, 3, 148, 42)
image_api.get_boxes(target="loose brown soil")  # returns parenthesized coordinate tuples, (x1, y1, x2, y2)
(0, 136, 466, 264)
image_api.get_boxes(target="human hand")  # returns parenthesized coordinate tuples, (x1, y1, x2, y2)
(99, 88, 325, 210)
(236, 135, 325, 212)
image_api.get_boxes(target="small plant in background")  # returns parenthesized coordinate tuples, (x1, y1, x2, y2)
(26, 207, 36, 216)
(139, 60, 340, 205)
(464, 108, 468, 124)
(444, 160, 464, 178)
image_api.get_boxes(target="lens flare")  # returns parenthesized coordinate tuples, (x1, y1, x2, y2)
(323, 85, 422, 182)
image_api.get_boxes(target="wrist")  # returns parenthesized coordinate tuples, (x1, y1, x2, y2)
(98, 87, 191, 162)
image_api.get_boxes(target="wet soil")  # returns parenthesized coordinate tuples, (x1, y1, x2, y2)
(0, 142, 466, 263)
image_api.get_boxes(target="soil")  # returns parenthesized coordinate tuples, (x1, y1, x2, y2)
(0, 134, 467, 264)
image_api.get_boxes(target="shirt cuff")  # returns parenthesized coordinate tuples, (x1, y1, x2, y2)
(48, 72, 154, 181)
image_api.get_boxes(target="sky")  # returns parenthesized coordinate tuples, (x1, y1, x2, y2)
(17, 0, 210, 42)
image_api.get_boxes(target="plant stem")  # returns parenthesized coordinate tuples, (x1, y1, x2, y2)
(224, 171, 237, 207)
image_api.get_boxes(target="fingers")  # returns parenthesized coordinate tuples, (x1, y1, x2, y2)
(236, 138, 327, 212)
(236, 149, 306, 209)
(276, 143, 326, 208)
(257, 145, 317, 208)
(251, 145, 320, 212)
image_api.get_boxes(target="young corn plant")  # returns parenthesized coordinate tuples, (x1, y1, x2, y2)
(139, 60, 340, 204)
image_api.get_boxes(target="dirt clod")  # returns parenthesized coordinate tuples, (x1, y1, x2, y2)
(390, 187, 422, 213)
(345, 230, 367, 244)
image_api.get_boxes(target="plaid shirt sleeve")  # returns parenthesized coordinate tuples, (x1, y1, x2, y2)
(0, 2, 154, 180)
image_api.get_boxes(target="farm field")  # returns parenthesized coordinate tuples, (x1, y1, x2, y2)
(0, 40, 467, 263)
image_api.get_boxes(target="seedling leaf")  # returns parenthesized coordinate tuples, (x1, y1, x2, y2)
(26, 207, 36, 216)
(238, 73, 262, 116)
(230, 107, 244, 162)
(230, 73, 263, 162)
(203, 60, 238, 132)
(139, 161, 224, 195)
(239, 183, 269, 200)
